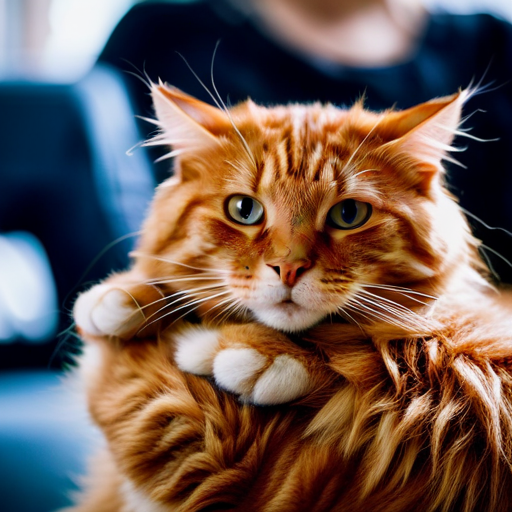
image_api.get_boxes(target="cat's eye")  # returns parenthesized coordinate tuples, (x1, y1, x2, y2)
(226, 195, 264, 225)
(327, 199, 372, 230)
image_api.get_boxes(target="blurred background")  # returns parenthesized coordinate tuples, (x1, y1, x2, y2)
(1, 0, 512, 511)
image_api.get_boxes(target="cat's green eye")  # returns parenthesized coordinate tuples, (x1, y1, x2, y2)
(226, 195, 264, 225)
(327, 199, 372, 230)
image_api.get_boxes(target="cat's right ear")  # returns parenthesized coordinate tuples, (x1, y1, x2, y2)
(148, 81, 232, 155)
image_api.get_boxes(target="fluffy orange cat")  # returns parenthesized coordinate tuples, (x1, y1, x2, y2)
(68, 83, 512, 512)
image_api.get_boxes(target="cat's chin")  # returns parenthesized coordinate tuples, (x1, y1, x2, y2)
(252, 302, 326, 332)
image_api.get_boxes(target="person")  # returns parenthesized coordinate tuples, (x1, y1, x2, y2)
(99, 0, 512, 283)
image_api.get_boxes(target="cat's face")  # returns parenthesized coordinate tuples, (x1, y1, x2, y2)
(134, 86, 480, 332)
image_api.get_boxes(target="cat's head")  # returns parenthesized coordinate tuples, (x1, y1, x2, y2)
(133, 84, 485, 333)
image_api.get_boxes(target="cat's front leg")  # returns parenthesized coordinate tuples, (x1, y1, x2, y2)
(73, 273, 164, 340)
(174, 323, 329, 405)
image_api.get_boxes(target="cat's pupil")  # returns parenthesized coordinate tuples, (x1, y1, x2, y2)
(239, 198, 254, 220)
(342, 200, 357, 224)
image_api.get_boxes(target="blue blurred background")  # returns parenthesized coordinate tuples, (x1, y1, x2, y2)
(1, 0, 512, 510)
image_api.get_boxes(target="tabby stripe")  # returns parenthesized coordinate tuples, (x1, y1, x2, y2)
(285, 133, 295, 176)
(257, 152, 277, 190)
(252, 159, 265, 193)
(311, 144, 326, 182)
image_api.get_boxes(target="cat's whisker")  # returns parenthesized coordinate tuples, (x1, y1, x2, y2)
(169, 291, 238, 327)
(144, 290, 232, 329)
(337, 306, 366, 334)
(145, 276, 225, 286)
(355, 293, 412, 317)
(205, 297, 236, 319)
(206, 297, 244, 324)
(361, 283, 438, 302)
(341, 116, 384, 176)
(176, 44, 257, 170)
(358, 288, 430, 313)
(209, 42, 258, 170)
(356, 297, 424, 330)
(130, 251, 230, 274)
(344, 304, 378, 326)
(138, 286, 227, 329)
(460, 208, 512, 238)
(479, 244, 512, 269)
(346, 297, 417, 331)
(139, 283, 227, 316)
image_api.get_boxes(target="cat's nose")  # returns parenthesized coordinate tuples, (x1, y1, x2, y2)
(267, 260, 312, 286)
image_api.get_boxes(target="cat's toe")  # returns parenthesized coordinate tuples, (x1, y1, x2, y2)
(213, 347, 267, 398)
(174, 328, 222, 375)
(250, 355, 312, 405)
(213, 349, 312, 405)
(74, 284, 144, 338)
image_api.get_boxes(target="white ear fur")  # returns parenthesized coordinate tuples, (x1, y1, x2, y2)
(389, 90, 469, 168)
(144, 81, 224, 159)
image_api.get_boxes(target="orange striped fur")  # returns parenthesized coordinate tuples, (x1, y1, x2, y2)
(68, 85, 512, 511)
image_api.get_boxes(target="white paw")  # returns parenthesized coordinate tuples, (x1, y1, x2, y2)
(251, 355, 312, 405)
(213, 348, 267, 397)
(74, 284, 144, 337)
(174, 328, 221, 375)
(213, 349, 312, 405)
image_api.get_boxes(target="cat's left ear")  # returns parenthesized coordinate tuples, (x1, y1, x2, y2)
(149, 81, 232, 152)
(378, 90, 468, 176)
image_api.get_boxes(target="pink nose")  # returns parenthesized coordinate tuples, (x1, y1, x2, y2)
(267, 260, 312, 286)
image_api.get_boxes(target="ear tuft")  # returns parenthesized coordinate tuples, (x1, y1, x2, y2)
(381, 90, 469, 167)
(145, 81, 232, 157)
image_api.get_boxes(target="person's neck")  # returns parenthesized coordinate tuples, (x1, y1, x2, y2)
(240, 0, 427, 67)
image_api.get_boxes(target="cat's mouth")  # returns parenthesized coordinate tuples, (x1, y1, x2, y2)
(253, 300, 326, 332)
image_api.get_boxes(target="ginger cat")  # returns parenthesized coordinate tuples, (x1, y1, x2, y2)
(69, 83, 512, 511)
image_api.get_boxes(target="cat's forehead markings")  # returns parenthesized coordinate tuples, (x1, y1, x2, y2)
(256, 149, 278, 191)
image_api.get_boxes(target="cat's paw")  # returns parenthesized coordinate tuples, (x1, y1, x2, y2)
(213, 348, 312, 405)
(174, 326, 314, 405)
(74, 284, 145, 339)
(174, 327, 221, 375)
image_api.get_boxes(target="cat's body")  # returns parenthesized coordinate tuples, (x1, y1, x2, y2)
(69, 84, 512, 511)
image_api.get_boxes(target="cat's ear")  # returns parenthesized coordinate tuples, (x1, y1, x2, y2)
(149, 81, 232, 153)
(378, 90, 468, 171)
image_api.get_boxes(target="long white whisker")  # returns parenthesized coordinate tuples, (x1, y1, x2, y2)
(169, 291, 238, 327)
(356, 293, 408, 315)
(145, 276, 225, 285)
(144, 284, 227, 321)
(141, 283, 226, 314)
(479, 245, 512, 269)
(358, 289, 429, 312)
(206, 297, 242, 324)
(361, 283, 438, 301)
(344, 304, 377, 326)
(461, 207, 512, 237)
(355, 295, 422, 328)
(145, 290, 232, 328)
(209, 41, 258, 169)
(130, 252, 230, 274)
(346, 297, 412, 330)
(338, 307, 366, 334)
(341, 116, 384, 175)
